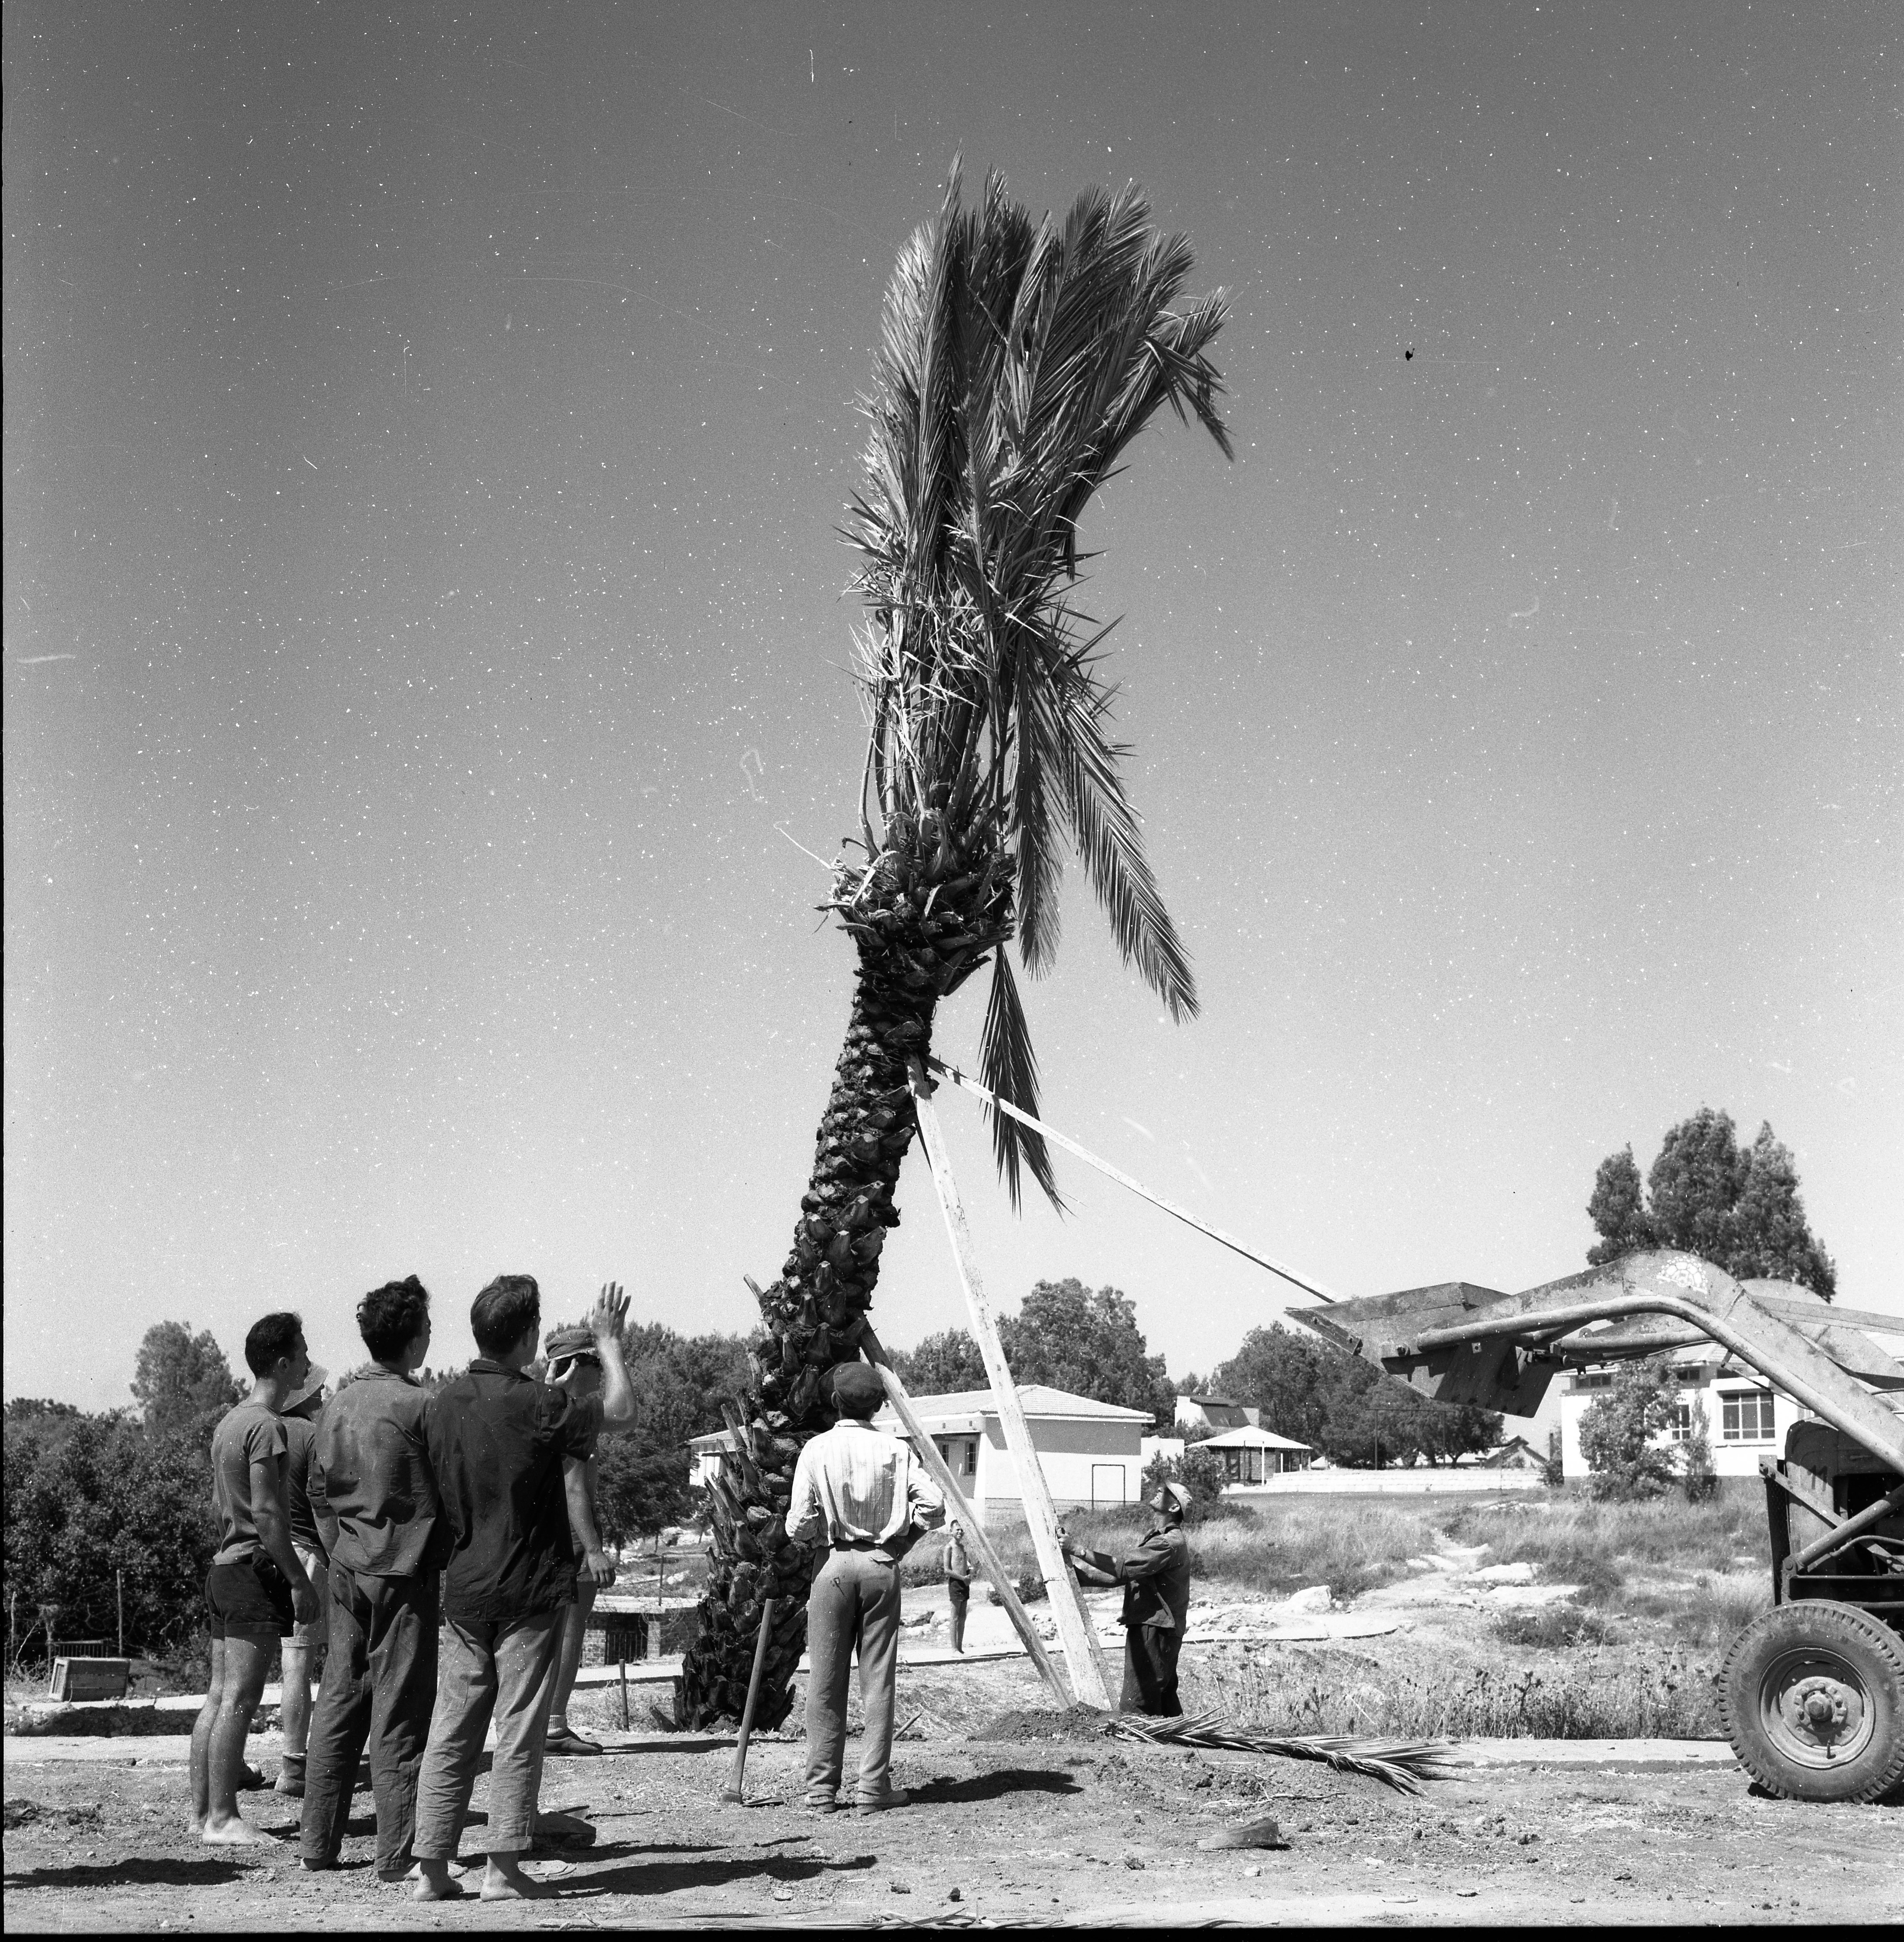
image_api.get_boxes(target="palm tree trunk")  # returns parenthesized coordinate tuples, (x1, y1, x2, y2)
(676, 810, 1007, 1728)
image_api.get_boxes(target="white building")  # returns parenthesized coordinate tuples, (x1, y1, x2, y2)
(1557, 1342, 1802, 1480)
(1198, 1423, 1312, 1485)
(1175, 1392, 1261, 1434)
(872, 1383, 1154, 1526)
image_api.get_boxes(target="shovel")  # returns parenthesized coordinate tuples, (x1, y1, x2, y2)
(720, 1596, 777, 1804)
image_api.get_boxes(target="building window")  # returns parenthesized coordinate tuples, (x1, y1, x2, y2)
(1721, 1390, 1776, 1442)
(1573, 1372, 1613, 1391)
(1669, 1403, 1692, 1443)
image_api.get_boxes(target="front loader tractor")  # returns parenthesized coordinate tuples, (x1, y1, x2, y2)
(1293, 1252, 1904, 1803)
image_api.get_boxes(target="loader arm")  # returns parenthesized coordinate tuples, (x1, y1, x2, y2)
(1290, 1250, 1904, 1476)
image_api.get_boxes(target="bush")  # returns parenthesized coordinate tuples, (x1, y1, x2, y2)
(1578, 1359, 1679, 1500)
(1680, 1396, 1719, 1504)
(1140, 1445, 1227, 1521)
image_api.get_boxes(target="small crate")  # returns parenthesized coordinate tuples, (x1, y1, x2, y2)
(48, 1656, 132, 1702)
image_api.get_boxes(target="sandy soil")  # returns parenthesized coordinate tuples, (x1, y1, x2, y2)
(5, 1652, 1898, 1931)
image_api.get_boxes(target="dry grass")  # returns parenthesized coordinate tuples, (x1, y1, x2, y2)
(1186, 1636, 1727, 1741)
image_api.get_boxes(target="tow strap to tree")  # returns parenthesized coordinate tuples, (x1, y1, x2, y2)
(922, 1055, 1341, 1307)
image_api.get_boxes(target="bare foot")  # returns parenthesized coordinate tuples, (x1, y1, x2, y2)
(201, 1816, 265, 1846)
(480, 1860, 551, 1901)
(410, 1864, 465, 1902)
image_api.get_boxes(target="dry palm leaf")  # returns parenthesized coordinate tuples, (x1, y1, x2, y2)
(1109, 1707, 1455, 1794)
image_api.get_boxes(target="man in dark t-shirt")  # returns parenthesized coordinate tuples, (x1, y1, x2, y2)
(275, 1367, 329, 1798)
(411, 1278, 634, 1905)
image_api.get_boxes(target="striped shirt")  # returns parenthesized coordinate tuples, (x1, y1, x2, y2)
(787, 1420, 945, 1555)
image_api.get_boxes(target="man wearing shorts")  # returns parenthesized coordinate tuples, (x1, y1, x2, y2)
(541, 1324, 619, 1757)
(190, 1312, 320, 1844)
(275, 1363, 330, 1798)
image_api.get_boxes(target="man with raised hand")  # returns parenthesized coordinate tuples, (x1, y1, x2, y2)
(190, 1312, 321, 1844)
(788, 1361, 944, 1816)
(299, 1275, 443, 1881)
(411, 1278, 634, 1904)
(1061, 1477, 1193, 1717)
(540, 1324, 617, 1759)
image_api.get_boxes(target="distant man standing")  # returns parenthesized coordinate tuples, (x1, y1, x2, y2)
(190, 1313, 321, 1844)
(943, 1521, 972, 1654)
(1061, 1479, 1192, 1717)
(275, 1363, 330, 1799)
(541, 1323, 617, 1758)
(299, 1276, 444, 1881)
(411, 1279, 635, 1904)
(788, 1363, 944, 1814)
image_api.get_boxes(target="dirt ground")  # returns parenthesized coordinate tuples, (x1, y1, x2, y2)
(5, 1653, 1898, 1930)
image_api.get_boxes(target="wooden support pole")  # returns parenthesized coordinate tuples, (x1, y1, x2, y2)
(906, 1063, 1116, 1711)
(860, 1328, 1074, 1709)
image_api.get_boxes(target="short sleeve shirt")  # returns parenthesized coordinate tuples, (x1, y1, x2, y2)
(282, 1412, 323, 1554)
(425, 1361, 605, 1623)
(210, 1401, 289, 1565)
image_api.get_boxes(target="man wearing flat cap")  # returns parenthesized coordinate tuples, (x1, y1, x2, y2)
(541, 1324, 616, 1757)
(786, 1361, 944, 1813)
(1061, 1479, 1193, 1716)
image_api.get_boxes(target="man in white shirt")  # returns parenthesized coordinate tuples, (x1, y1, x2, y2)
(786, 1362, 944, 1814)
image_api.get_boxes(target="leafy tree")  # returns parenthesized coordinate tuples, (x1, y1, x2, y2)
(1210, 1323, 1499, 1469)
(1586, 1109, 1835, 1300)
(3, 1408, 219, 1656)
(1000, 1280, 1175, 1423)
(1680, 1395, 1719, 1504)
(130, 1321, 243, 1441)
(682, 167, 1232, 1728)
(1578, 1359, 1680, 1501)
(889, 1328, 989, 1396)
(593, 1324, 752, 1548)
(888, 1281, 1173, 1421)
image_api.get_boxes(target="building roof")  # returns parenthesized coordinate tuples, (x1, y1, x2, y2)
(878, 1384, 1156, 1426)
(1178, 1392, 1243, 1408)
(1197, 1424, 1312, 1452)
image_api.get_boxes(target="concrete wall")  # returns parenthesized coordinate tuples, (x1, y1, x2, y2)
(1231, 1468, 1545, 1497)
(975, 1414, 1143, 1514)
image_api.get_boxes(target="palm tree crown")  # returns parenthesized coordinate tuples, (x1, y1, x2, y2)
(838, 164, 1233, 1202)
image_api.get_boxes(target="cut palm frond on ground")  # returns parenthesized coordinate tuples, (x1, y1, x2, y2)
(1110, 1708, 1455, 1795)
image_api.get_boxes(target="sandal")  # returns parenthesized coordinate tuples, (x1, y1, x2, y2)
(543, 1724, 603, 1757)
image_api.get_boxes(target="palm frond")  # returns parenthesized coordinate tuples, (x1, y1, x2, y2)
(1045, 633, 1198, 1019)
(977, 948, 1062, 1212)
(1108, 1708, 1456, 1795)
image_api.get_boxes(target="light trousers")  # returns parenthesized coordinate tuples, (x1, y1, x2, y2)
(803, 1548, 901, 1803)
(411, 1607, 564, 1858)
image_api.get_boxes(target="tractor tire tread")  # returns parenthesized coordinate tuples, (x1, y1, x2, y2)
(1719, 1599, 1904, 1805)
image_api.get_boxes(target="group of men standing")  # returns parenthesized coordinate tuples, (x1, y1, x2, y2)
(188, 1285, 1196, 1897)
(191, 1275, 634, 1901)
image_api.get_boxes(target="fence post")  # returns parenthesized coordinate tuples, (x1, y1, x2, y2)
(117, 1572, 126, 1658)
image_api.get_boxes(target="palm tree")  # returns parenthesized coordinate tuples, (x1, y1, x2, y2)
(676, 166, 1231, 1728)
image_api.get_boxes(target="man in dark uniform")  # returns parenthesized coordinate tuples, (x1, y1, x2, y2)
(1060, 1479, 1192, 1716)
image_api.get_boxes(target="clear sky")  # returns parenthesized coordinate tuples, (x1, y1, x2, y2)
(5, 1, 1899, 1411)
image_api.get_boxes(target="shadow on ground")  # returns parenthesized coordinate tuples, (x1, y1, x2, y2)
(909, 1768, 1084, 1806)
(566, 1850, 878, 1898)
(5, 1858, 252, 1891)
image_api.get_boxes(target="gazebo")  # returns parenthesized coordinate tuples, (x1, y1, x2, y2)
(1198, 1423, 1313, 1485)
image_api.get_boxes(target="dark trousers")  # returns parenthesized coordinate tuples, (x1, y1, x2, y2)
(1119, 1623, 1183, 1717)
(946, 1574, 970, 1652)
(299, 1566, 439, 1870)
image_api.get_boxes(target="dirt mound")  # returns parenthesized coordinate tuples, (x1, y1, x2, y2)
(968, 1704, 1113, 1742)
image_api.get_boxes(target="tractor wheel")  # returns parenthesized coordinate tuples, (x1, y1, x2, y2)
(1719, 1600, 1904, 1803)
